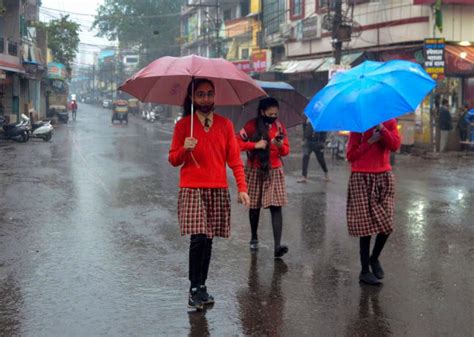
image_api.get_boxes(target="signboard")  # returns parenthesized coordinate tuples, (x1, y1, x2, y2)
(302, 16, 320, 40)
(424, 38, 445, 80)
(47, 62, 67, 80)
(251, 51, 268, 73)
(233, 60, 252, 73)
(328, 64, 350, 80)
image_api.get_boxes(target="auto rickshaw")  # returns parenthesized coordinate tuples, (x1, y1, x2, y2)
(112, 99, 128, 124)
(128, 98, 139, 115)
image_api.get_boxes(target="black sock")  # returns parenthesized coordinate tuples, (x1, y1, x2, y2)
(200, 238, 213, 286)
(249, 208, 260, 241)
(270, 206, 283, 249)
(189, 234, 207, 291)
(371, 233, 389, 262)
(360, 236, 371, 274)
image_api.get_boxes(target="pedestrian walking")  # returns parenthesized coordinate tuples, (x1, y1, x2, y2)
(458, 103, 470, 147)
(346, 119, 401, 285)
(439, 98, 452, 152)
(237, 97, 290, 258)
(168, 78, 250, 310)
(297, 120, 330, 183)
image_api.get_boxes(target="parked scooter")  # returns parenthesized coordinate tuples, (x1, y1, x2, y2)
(0, 115, 30, 142)
(23, 114, 53, 141)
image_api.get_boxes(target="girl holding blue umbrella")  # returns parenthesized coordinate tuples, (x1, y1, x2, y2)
(346, 119, 401, 285)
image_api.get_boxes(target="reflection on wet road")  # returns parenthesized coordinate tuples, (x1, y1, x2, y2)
(0, 104, 473, 336)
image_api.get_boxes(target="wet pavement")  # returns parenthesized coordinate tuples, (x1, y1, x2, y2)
(0, 104, 473, 336)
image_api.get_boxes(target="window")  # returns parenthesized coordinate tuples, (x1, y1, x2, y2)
(316, 0, 329, 12)
(241, 1, 250, 17)
(241, 48, 249, 59)
(224, 9, 232, 21)
(263, 0, 285, 35)
(290, 0, 304, 20)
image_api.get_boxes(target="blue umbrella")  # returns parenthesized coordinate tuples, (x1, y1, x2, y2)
(304, 60, 436, 132)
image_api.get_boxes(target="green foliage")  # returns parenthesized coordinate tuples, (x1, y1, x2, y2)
(38, 15, 81, 75)
(93, 0, 184, 65)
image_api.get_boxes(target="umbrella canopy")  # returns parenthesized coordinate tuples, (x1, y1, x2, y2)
(304, 60, 436, 132)
(218, 80, 307, 130)
(119, 55, 266, 106)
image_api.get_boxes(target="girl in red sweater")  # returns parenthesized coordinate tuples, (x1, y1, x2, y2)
(237, 97, 290, 258)
(169, 78, 250, 310)
(346, 119, 401, 285)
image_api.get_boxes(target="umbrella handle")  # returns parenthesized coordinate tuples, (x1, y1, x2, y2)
(191, 80, 194, 137)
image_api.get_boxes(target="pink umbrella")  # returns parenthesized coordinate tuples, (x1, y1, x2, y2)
(119, 54, 266, 106)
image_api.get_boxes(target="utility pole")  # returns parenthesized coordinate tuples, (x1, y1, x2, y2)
(215, 0, 220, 58)
(332, 0, 343, 65)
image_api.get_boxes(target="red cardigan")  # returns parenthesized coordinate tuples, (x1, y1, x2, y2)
(168, 113, 248, 193)
(237, 118, 290, 169)
(346, 119, 401, 173)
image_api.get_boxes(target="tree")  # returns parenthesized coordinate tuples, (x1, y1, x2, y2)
(37, 15, 81, 75)
(93, 0, 184, 66)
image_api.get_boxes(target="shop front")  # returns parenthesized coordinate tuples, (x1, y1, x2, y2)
(0, 60, 24, 123)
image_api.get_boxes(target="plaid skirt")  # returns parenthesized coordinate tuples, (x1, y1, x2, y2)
(245, 166, 288, 209)
(346, 171, 395, 237)
(178, 188, 231, 238)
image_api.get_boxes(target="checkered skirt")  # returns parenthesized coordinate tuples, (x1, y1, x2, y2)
(346, 171, 395, 237)
(245, 166, 288, 209)
(178, 188, 231, 238)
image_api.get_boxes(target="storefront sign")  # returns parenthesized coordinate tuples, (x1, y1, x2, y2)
(251, 51, 268, 73)
(424, 38, 445, 80)
(328, 64, 350, 80)
(232, 60, 252, 73)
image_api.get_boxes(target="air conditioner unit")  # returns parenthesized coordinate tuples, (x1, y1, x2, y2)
(279, 23, 292, 39)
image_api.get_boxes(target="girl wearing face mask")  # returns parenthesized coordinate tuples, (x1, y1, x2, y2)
(237, 97, 290, 258)
(169, 78, 250, 310)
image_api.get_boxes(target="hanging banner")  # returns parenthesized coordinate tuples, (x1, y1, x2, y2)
(424, 38, 445, 80)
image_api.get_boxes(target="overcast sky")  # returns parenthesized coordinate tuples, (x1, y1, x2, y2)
(40, 0, 115, 65)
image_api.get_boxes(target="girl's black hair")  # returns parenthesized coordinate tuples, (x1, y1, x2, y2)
(248, 97, 280, 175)
(182, 78, 215, 116)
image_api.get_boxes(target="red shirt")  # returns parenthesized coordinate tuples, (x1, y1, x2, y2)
(346, 119, 401, 173)
(237, 118, 290, 168)
(168, 113, 247, 193)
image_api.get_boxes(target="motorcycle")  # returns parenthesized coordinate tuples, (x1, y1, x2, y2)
(0, 115, 30, 142)
(146, 108, 156, 123)
(23, 114, 53, 142)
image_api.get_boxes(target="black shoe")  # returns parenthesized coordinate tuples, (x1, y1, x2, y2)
(359, 272, 382, 285)
(198, 285, 215, 305)
(249, 239, 259, 251)
(188, 288, 204, 310)
(370, 259, 384, 279)
(274, 245, 288, 258)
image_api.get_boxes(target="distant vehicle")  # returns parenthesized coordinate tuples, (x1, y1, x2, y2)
(102, 99, 112, 109)
(112, 99, 128, 124)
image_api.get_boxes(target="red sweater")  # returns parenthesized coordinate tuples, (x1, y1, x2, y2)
(237, 118, 290, 168)
(168, 113, 248, 192)
(346, 119, 401, 173)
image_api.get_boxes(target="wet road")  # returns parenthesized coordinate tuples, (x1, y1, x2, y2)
(0, 104, 473, 336)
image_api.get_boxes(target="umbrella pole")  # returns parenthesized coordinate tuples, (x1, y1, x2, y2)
(191, 80, 194, 137)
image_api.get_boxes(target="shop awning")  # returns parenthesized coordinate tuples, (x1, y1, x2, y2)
(445, 44, 474, 75)
(271, 58, 327, 73)
(0, 60, 24, 73)
(271, 51, 363, 74)
(316, 52, 364, 72)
